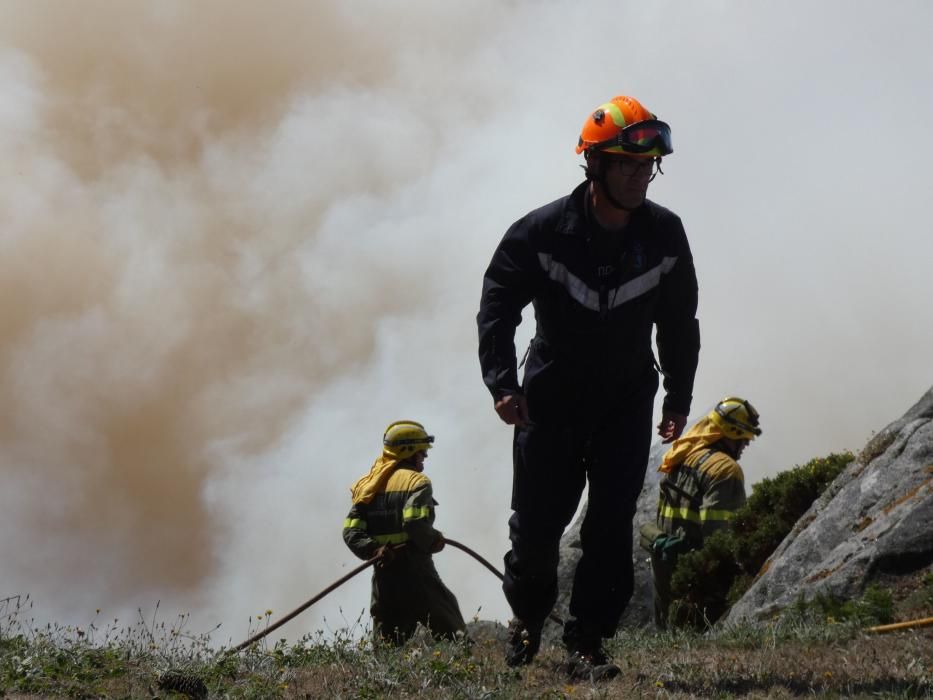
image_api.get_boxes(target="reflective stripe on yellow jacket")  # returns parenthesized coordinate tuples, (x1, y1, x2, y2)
(343, 467, 440, 559)
(656, 448, 746, 545)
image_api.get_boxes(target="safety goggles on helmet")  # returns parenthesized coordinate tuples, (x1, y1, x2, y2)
(385, 434, 435, 449)
(383, 420, 435, 452)
(589, 119, 673, 156)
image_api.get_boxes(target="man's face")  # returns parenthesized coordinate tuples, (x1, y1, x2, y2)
(596, 153, 656, 209)
(412, 450, 427, 472)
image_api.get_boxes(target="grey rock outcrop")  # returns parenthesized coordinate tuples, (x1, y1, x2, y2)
(725, 386, 933, 624)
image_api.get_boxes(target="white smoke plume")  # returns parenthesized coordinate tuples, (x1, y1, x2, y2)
(1, 1, 931, 641)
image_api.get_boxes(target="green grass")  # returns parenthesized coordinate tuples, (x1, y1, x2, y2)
(2, 582, 931, 699)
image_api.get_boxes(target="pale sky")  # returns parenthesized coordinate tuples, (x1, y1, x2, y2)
(1, 0, 931, 643)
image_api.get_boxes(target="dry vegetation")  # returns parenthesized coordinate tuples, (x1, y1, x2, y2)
(2, 569, 931, 699)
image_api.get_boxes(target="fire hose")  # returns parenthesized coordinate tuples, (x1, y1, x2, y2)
(226, 537, 563, 656)
(865, 616, 933, 634)
(225, 534, 933, 655)
(163, 541, 933, 696)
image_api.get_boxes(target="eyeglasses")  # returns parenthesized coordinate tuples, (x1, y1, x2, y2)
(601, 156, 664, 182)
(590, 119, 673, 156)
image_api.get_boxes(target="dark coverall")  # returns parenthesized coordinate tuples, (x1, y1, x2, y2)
(477, 181, 699, 640)
(653, 447, 746, 627)
(343, 467, 466, 644)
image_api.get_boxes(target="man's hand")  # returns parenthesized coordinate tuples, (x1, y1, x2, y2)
(430, 534, 446, 553)
(373, 544, 396, 568)
(657, 411, 688, 444)
(494, 394, 528, 427)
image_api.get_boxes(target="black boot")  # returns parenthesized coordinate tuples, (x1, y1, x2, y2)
(505, 618, 542, 667)
(562, 620, 620, 681)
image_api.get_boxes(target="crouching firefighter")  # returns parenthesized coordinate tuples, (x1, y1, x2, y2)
(342, 420, 467, 644)
(643, 397, 761, 628)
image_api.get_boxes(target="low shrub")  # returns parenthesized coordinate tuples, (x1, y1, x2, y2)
(667, 452, 854, 627)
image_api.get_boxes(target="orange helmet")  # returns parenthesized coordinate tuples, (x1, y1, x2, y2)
(575, 95, 673, 157)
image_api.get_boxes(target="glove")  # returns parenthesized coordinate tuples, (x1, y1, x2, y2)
(373, 544, 396, 567)
(430, 534, 446, 553)
(639, 522, 666, 554)
(656, 533, 690, 563)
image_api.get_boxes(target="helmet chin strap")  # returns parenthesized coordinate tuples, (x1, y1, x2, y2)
(599, 172, 642, 211)
(582, 158, 644, 212)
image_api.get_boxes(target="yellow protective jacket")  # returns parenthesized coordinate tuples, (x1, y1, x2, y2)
(343, 467, 441, 557)
(656, 447, 746, 546)
(342, 465, 465, 643)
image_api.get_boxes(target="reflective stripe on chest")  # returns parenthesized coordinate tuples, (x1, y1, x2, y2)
(538, 253, 677, 312)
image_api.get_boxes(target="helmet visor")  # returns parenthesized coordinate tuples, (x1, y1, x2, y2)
(591, 119, 673, 155)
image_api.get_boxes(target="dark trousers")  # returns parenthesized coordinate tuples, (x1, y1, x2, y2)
(502, 392, 655, 639)
(371, 550, 466, 644)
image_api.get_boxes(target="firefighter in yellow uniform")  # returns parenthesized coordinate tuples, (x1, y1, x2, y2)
(650, 397, 761, 627)
(342, 420, 466, 644)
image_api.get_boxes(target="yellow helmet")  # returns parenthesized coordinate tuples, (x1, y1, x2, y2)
(709, 397, 762, 440)
(383, 420, 434, 457)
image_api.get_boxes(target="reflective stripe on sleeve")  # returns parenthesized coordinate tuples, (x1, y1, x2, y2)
(402, 506, 432, 522)
(659, 505, 735, 523)
(343, 518, 367, 530)
(701, 508, 736, 522)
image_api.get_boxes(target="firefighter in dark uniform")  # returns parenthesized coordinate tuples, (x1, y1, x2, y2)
(477, 95, 700, 674)
(651, 397, 761, 628)
(342, 421, 466, 644)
